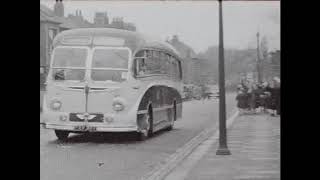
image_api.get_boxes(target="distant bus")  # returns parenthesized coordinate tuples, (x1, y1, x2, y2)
(42, 28, 183, 141)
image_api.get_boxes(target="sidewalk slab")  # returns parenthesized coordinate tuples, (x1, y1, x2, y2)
(182, 114, 280, 180)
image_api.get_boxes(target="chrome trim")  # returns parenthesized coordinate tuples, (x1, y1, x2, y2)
(44, 123, 137, 132)
(153, 105, 174, 112)
(137, 110, 148, 115)
(137, 104, 174, 114)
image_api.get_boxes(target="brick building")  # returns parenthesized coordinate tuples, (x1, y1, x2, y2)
(168, 35, 214, 85)
(93, 12, 109, 27)
(168, 35, 196, 84)
(40, 3, 63, 89)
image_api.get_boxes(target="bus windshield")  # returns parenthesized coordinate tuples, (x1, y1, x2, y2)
(51, 47, 87, 81)
(91, 48, 129, 82)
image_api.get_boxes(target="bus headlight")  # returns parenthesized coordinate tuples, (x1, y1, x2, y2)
(59, 115, 68, 121)
(113, 102, 124, 111)
(112, 97, 126, 111)
(104, 116, 114, 123)
(50, 99, 62, 111)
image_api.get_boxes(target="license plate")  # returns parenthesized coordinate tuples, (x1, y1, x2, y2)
(88, 126, 97, 131)
(74, 125, 97, 131)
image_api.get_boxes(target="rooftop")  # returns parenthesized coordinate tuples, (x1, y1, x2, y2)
(40, 4, 62, 24)
(53, 28, 181, 57)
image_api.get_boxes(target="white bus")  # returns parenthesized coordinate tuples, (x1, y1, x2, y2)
(42, 28, 183, 141)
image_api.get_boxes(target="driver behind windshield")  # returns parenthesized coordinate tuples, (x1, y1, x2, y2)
(54, 69, 65, 80)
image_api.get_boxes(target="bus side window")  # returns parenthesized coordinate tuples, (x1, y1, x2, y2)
(146, 50, 152, 58)
(165, 54, 171, 75)
(145, 50, 159, 74)
(159, 52, 167, 74)
(173, 56, 179, 79)
(168, 55, 174, 77)
(176, 60, 181, 80)
(134, 50, 147, 76)
(168, 56, 179, 80)
(173, 57, 181, 80)
(153, 51, 160, 59)
(152, 51, 161, 73)
(135, 50, 145, 58)
(177, 60, 182, 80)
(137, 58, 146, 75)
(173, 60, 177, 80)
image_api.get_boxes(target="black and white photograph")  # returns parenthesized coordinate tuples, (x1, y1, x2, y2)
(40, 0, 280, 179)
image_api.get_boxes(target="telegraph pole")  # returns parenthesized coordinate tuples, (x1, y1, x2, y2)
(216, 0, 231, 155)
(256, 31, 262, 83)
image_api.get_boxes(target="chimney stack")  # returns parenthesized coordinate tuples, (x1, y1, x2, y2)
(54, 0, 64, 17)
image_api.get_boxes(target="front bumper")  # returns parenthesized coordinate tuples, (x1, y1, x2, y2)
(42, 111, 138, 132)
(43, 123, 138, 132)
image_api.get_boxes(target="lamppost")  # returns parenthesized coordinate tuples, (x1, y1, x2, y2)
(216, 0, 231, 155)
(256, 31, 262, 83)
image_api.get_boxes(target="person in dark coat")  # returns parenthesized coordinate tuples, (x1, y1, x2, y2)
(259, 82, 269, 112)
(254, 83, 265, 112)
(239, 81, 250, 111)
(265, 79, 279, 116)
(236, 88, 248, 115)
(54, 69, 65, 80)
(273, 77, 281, 115)
(248, 83, 258, 113)
(241, 80, 249, 93)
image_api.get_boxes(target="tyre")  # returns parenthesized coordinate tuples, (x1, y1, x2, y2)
(137, 108, 153, 141)
(55, 130, 69, 140)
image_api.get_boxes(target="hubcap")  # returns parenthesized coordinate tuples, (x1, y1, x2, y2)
(141, 129, 148, 137)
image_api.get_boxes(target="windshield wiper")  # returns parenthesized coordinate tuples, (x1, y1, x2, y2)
(112, 51, 128, 62)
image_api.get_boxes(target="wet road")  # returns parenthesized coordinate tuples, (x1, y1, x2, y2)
(40, 93, 236, 180)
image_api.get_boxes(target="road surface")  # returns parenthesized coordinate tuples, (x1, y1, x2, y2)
(40, 93, 236, 180)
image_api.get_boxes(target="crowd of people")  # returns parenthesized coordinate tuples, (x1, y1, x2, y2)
(236, 77, 280, 116)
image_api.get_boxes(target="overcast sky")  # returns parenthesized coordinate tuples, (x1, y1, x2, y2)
(40, 0, 280, 53)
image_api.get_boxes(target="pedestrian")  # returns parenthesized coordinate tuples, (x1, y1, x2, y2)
(273, 77, 281, 116)
(236, 88, 248, 115)
(248, 83, 257, 114)
(265, 80, 277, 116)
(255, 83, 265, 113)
(202, 85, 211, 101)
(259, 82, 269, 113)
(241, 80, 249, 93)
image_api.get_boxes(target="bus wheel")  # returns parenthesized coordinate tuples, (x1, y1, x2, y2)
(55, 130, 69, 141)
(138, 108, 153, 141)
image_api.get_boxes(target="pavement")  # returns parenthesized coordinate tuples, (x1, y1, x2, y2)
(165, 113, 280, 180)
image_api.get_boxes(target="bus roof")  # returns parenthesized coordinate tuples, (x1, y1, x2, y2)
(53, 28, 181, 58)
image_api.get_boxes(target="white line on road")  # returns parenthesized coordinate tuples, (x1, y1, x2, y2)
(140, 109, 239, 180)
